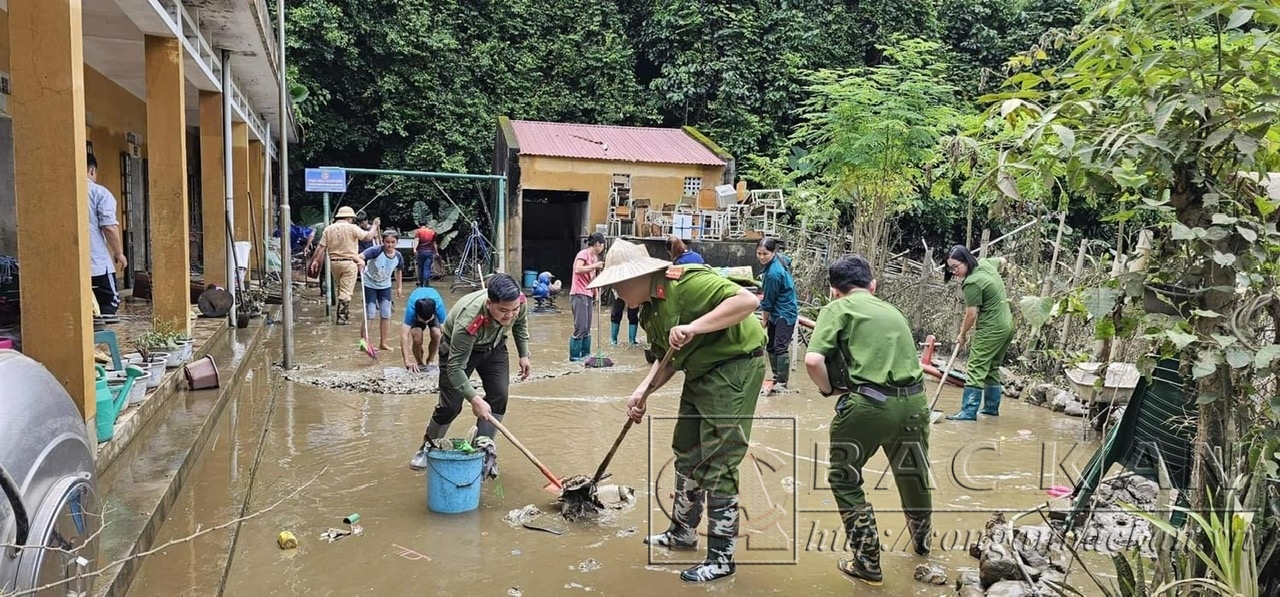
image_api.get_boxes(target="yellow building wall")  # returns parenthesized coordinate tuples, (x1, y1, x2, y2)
(84, 67, 148, 205)
(517, 155, 725, 233)
(0, 8, 146, 229)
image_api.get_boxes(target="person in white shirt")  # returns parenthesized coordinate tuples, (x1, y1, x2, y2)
(87, 153, 126, 314)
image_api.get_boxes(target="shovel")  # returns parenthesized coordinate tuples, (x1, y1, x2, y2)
(928, 346, 961, 424)
(486, 416, 564, 494)
(561, 348, 678, 507)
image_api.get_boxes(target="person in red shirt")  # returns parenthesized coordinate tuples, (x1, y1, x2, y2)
(568, 232, 606, 361)
(412, 221, 437, 287)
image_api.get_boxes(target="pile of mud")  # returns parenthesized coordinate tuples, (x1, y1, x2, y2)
(284, 361, 641, 395)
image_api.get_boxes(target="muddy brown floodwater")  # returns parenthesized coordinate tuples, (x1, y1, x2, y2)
(128, 286, 1106, 596)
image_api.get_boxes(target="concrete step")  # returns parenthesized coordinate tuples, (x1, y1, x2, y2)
(94, 312, 274, 597)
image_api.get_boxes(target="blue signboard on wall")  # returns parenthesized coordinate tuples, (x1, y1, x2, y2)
(304, 168, 347, 193)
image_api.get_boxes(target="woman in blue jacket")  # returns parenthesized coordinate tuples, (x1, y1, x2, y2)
(666, 235, 706, 265)
(757, 238, 798, 393)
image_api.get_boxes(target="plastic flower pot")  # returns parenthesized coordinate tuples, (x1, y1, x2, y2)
(142, 356, 168, 389)
(163, 349, 184, 368)
(174, 339, 194, 361)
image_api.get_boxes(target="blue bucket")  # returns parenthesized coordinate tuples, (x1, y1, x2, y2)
(522, 270, 537, 289)
(425, 449, 485, 514)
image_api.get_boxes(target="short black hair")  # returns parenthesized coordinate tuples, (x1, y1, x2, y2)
(382, 231, 398, 241)
(944, 245, 979, 283)
(87, 152, 97, 170)
(414, 298, 437, 323)
(586, 232, 606, 247)
(487, 273, 522, 302)
(828, 254, 874, 293)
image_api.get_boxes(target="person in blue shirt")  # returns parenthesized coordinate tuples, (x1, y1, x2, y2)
(401, 285, 448, 373)
(355, 231, 404, 351)
(757, 237, 798, 393)
(666, 235, 706, 265)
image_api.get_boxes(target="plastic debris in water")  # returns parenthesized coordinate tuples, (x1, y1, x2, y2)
(277, 531, 298, 550)
(577, 558, 602, 572)
(511, 549, 522, 556)
(508, 589, 523, 597)
(450, 438, 475, 453)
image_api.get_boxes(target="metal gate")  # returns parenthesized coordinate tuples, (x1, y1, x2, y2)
(120, 153, 148, 288)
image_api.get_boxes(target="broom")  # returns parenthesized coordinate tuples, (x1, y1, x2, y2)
(357, 266, 377, 360)
(583, 293, 614, 368)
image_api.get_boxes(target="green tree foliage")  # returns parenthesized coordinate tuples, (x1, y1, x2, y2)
(780, 39, 965, 262)
(285, 0, 649, 226)
(977, 0, 1280, 586)
(284, 0, 1085, 245)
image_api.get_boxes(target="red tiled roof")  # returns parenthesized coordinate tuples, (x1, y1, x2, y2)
(509, 120, 727, 166)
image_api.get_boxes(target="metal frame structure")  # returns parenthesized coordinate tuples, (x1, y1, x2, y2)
(308, 166, 509, 306)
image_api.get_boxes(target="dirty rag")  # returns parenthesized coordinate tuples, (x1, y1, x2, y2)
(474, 436, 499, 480)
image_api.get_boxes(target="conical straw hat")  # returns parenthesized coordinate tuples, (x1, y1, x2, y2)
(587, 240, 671, 289)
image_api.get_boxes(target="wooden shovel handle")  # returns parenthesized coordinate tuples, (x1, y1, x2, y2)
(591, 348, 677, 483)
(488, 417, 563, 490)
(927, 348, 961, 413)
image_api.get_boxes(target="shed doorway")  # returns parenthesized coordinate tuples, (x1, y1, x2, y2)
(522, 189, 588, 283)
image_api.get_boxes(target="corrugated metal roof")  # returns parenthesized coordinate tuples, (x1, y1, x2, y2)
(509, 120, 727, 166)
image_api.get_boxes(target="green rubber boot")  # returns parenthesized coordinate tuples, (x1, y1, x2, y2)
(628, 324, 640, 345)
(610, 322, 621, 345)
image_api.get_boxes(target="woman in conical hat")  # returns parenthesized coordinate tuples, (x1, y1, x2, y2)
(588, 240, 766, 583)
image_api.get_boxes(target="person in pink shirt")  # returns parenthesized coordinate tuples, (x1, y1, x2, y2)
(569, 232, 606, 361)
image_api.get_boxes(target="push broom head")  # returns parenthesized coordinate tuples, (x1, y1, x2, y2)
(584, 353, 614, 368)
(358, 337, 377, 360)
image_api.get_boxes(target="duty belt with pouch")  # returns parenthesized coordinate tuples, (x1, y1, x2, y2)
(835, 382, 926, 413)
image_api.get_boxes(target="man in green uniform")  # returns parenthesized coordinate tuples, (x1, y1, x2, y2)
(943, 245, 1015, 420)
(588, 240, 766, 583)
(804, 254, 933, 585)
(408, 273, 532, 470)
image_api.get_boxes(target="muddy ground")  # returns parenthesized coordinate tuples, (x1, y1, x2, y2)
(127, 285, 1123, 596)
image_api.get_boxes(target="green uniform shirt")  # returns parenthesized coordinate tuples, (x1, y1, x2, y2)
(640, 265, 766, 380)
(962, 258, 1013, 332)
(807, 291, 923, 388)
(442, 288, 530, 400)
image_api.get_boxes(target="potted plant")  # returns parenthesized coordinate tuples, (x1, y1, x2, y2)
(134, 335, 171, 385)
(140, 323, 186, 368)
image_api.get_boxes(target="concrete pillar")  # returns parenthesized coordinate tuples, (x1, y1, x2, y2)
(10, 0, 94, 419)
(199, 91, 227, 288)
(145, 36, 190, 335)
(248, 140, 264, 272)
(231, 122, 250, 276)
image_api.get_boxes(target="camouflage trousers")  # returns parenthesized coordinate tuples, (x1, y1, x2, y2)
(829, 391, 934, 557)
(671, 355, 767, 496)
